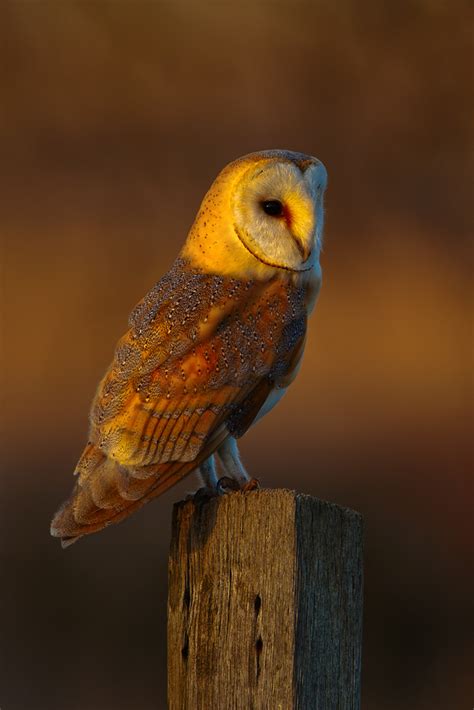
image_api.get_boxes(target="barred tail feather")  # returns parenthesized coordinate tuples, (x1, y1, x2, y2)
(50, 444, 191, 547)
(50, 426, 229, 547)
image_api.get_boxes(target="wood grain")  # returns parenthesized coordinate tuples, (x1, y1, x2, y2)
(168, 489, 363, 709)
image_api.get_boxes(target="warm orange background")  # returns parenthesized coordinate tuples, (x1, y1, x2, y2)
(0, 2, 472, 709)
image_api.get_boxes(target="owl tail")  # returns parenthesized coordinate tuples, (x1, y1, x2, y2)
(49, 443, 193, 548)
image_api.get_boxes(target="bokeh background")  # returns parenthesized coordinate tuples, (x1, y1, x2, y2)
(0, 1, 472, 708)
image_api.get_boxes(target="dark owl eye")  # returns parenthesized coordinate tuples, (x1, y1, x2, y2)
(261, 200, 283, 217)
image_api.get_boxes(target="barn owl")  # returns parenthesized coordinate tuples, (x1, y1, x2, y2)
(51, 149, 328, 547)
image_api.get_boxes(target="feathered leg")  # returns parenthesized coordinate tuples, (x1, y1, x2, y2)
(187, 455, 220, 502)
(196, 455, 219, 489)
(217, 437, 259, 491)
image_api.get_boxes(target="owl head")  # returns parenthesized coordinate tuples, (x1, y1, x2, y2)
(182, 150, 327, 280)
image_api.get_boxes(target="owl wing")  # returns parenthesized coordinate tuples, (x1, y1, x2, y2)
(91, 258, 307, 469)
(51, 259, 307, 544)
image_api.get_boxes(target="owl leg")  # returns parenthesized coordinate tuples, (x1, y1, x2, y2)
(197, 455, 219, 489)
(217, 437, 259, 492)
(218, 437, 249, 484)
(187, 455, 220, 502)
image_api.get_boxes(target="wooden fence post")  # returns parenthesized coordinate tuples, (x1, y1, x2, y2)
(168, 489, 363, 709)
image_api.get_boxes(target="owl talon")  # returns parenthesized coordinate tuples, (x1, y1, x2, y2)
(242, 477, 260, 492)
(216, 476, 241, 495)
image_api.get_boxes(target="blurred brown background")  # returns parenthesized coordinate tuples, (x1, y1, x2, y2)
(0, 1, 472, 708)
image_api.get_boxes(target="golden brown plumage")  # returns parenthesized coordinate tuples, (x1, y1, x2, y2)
(51, 149, 327, 546)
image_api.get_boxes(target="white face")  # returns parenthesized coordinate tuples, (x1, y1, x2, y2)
(231, 159, 327, 272)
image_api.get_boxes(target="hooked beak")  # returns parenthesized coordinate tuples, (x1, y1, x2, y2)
(292, 235, 312, 263)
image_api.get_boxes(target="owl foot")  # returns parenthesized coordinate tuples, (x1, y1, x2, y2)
(216, 476, 241, 495)
(216, 476, 260, 495)
(241, 477, 260, 492)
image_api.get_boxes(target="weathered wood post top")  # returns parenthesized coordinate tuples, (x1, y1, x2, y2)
(168, 489, 363, 709)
